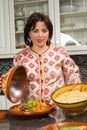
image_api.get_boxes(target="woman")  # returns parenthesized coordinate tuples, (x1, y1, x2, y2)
(13, 12, 81, 105)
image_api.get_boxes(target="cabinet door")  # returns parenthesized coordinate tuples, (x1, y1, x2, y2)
(0, 0, 10, 55)
(0, 96, 6, 109)
(6, 99, 20, 110)
(9, 0, 55, 54)
(55, 0, 87, 55)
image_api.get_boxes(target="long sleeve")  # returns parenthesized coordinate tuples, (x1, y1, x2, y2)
(61, 47, 81, 85)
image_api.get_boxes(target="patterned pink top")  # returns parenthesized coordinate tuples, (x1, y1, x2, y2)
(13, 45, 81, 105)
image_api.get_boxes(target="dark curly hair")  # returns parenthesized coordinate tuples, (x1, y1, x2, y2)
(24, 12, 53, 47)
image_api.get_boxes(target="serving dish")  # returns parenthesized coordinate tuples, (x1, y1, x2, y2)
(9, 103, 53, 118)
(51, 83, 87, 116)
(43, 122, 87, 130)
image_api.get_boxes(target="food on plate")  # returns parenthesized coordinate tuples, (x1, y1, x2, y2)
(13, 98, 50, 111)
(58, 126, 87, 130)
(43, 122, 87, 130)
(56, 90, 87, 103)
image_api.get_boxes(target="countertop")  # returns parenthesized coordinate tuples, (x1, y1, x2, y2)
(0, 110, 87, 130)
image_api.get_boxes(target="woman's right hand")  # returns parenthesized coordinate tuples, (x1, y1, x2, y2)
(0, 76, 3, 92)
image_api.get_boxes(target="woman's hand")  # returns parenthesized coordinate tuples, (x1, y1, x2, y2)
(0, 76, 3, 92)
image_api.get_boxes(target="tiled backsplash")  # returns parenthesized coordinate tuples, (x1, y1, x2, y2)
(0, 55, 87, 83)
(0, 58, 13, 75)
(71, 55, 87, 83)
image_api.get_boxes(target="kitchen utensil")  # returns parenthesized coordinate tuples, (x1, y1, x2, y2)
(2, 65, 27, 103)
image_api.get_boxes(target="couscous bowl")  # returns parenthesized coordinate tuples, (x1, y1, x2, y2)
(51, 83, 87, 116)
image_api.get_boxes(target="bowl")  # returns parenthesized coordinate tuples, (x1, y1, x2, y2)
(17, 0, 24, 1)
(16, 44, 26, 49)
(16, 20, 24, 25)
(16, 25, 24, 31)
(60, 4, 78, 13)
(51, 83, 87, 116)
(0, 111, 6, 119)
(2, 65, 27, 103)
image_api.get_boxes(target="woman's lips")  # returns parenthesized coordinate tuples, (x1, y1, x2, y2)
(37, 39, 44, 43)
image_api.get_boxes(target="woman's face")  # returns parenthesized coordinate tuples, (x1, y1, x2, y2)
(29, 21, 49, 48)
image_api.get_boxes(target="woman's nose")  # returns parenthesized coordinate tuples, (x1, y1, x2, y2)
(38, 31, 43, 37)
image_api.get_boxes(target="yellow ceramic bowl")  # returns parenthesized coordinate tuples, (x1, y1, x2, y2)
(2, 65, 27, 103)
(51, 83, 87, 116)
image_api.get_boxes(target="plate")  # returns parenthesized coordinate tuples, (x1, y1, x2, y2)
(43, 122, 87, 130)
(9, 103, 53, 118)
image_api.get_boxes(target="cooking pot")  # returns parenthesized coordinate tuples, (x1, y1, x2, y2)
(2, 65, 27, 103)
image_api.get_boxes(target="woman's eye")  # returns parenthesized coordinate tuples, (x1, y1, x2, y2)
(42, 29, 48, 33)
(33, 29, 38, 33)
(32, 28, 48, 33)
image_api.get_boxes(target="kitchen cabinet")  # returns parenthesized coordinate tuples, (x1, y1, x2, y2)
(1, 0, 87, 57)
(6, 99, 20, 110)
(0, 96, 6, 109)
(0, 0, 55, 58)
(54, 0, 87, 55)
(0, 0, 10, 56)
(0, 95, 20, 110)
(9, 0, 55, 54)
(12, 0, 87, 55)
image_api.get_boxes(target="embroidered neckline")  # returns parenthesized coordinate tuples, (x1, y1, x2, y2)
(30, 46, 50, 55)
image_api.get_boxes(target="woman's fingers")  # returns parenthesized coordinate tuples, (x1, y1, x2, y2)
(0, 76, 3, 91)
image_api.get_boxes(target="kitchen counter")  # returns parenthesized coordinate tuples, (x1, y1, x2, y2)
(0, 110, 87, 130)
